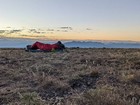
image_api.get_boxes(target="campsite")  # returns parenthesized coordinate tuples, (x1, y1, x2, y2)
(0, 1, 140, 104)
(0, 48, 140, 105)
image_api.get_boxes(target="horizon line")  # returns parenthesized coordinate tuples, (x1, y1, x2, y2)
(1, 36, 140, 43)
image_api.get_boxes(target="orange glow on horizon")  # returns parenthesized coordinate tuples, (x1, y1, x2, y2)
(1, 28, 140, 42)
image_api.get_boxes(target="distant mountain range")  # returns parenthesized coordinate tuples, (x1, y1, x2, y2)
(0, 38, 140, 48)
(64, 41, 140, 48)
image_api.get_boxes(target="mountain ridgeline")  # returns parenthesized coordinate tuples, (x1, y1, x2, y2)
(65, 41, 140, 48)
(0, 38, 140, 48)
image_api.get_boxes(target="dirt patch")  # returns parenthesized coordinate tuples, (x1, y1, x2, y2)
(69, 74, 98, 90)
(37, 81, 70, 101)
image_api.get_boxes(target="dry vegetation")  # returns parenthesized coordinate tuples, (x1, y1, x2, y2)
(0, 48, 140, 105)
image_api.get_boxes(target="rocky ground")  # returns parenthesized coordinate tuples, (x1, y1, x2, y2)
(0, 48, 140, 105)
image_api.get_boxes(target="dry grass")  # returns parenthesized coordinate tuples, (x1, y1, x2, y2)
(121, 71, 140, 84)
(0, 48, 140, 105)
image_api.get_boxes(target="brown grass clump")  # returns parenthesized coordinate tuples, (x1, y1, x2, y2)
(77, 86, 131, 105)
(90, 70, 99, 78)
(19, 92, 46, 105)
(121, 71, 140, 84)
(130, 73, 140, 84)
(1, 48, 140, 105)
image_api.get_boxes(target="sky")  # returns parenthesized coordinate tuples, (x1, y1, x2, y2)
(0, 0, 140, 41)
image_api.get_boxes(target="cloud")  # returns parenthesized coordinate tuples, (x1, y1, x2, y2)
(62, 30, 68, 32)
(20, 35, 29, 37)
(59, 27, 73, 30)
(0, 30, 6, 34)
(29, 29, 46, 34)
(9, 30, 22, 34)
(29, 29, 39, 33)
(56, 27, 73, 33)
(6, 27, 11, 29)
(47, 29, 54, 31)
(0, 29, 23, 35)
(20, 34, 46, 38)
(86, 28, 92, 30)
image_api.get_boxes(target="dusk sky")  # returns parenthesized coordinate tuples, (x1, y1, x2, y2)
(0, 0, 140, 41)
